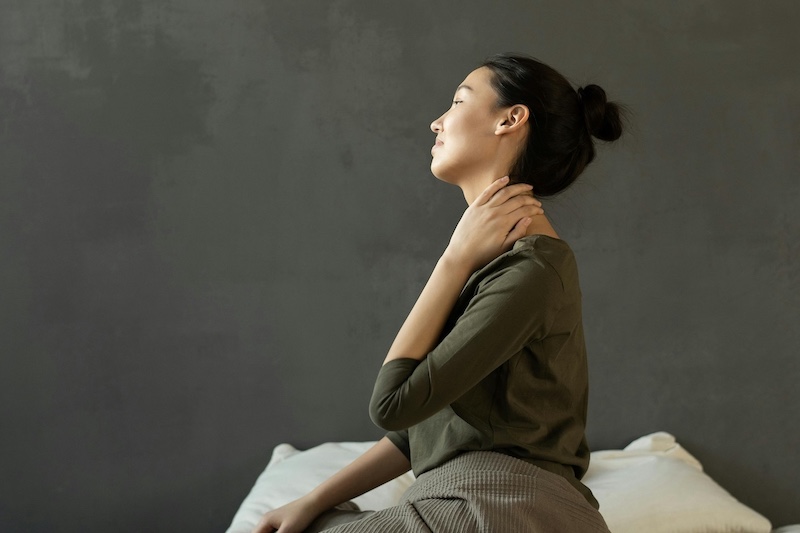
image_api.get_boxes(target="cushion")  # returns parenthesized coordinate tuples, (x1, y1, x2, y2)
(226, 432, 772, 533)
(584, 432, 772, 533)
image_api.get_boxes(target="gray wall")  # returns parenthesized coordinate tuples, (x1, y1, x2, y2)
(1, 1, 797, 531)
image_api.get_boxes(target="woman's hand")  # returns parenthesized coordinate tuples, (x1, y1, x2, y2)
(252, 495, 323, 533)
(444, 176, 543, 273)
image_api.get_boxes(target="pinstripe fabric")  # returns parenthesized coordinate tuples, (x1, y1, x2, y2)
(308, 451, 609, 533)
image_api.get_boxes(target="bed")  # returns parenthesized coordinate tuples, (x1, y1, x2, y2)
(225, 431, 797, 533)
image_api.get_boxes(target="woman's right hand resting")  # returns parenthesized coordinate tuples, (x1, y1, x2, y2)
(252, 494, 324, 533)
(445, 176, 543, 273)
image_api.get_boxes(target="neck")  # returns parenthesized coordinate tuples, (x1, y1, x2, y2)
(457, 161, 516, 205)
(457, 137, 522, 205)
(459, 173, 501, 205)
(457, 171, 560, 241)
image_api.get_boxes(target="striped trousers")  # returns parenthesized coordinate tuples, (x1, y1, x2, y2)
(304, 451, 609, 533)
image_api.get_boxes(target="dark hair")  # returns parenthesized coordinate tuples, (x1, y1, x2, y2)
(481, 53, 625, 196)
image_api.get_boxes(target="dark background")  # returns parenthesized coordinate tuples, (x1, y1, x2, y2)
(1, 1, 798, 531)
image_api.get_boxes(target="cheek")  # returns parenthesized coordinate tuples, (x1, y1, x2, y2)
(432, 110, 495, 176)
(442, 117, 475, 150)
(449, 110, 494, 142)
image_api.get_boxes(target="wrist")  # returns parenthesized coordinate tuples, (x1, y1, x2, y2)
(439, 248, 475, 278)
(301, 490, 330, 515)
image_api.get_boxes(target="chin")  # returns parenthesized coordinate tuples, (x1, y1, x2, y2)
(429, 161, 459, 185)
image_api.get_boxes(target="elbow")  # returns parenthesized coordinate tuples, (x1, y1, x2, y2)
(369, 358, 427, 430)
(368, 396, 411, 431)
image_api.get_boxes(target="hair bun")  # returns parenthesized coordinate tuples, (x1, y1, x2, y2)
(577, 84, 623, 142)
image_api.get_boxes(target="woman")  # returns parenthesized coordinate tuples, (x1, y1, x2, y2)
(254, 53, 624, 533)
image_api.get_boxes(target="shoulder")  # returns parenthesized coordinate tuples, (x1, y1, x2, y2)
(512, 235, 578, 277)
(474, 235, 579, 296)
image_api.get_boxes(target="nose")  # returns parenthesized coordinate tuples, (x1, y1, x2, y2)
(430, 113, 443, 133)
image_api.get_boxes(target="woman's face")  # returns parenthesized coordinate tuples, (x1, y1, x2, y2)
(430, 67, 505, 185)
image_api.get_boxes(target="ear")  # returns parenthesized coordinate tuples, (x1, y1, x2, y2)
(495, 104, 530, 135)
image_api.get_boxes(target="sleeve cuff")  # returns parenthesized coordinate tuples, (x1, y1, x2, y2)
(385, 430, 411, 460)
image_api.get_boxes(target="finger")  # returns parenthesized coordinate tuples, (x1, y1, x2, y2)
(487, 183, 534, 205)
(253, 517, 276, 533)
(503, 205, 545, 226)
(503, 216, 533, 248)
(474, 176, 510, 206)
(519, 204, 546, 217)
(501, 195, 542, 214)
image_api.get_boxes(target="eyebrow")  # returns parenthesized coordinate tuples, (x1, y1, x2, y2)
(456, 84, 473, 92)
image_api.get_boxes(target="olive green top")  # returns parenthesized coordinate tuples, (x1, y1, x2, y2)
(369, 234, 598, 509)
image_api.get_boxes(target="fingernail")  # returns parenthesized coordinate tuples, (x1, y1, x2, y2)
(501, 176, 509, 182)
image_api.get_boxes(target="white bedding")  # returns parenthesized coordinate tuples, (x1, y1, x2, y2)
(227, 432, 774, 533)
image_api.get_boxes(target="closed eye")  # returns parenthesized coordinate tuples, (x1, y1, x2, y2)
(452, 100, 463, 105)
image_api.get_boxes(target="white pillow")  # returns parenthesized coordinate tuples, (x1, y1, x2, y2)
(226, 433, 772, 533)
(584, 432, 772, 533)
(226, 441, 414, 533)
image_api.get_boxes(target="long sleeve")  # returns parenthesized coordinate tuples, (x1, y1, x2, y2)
(369, 251, 564, 431)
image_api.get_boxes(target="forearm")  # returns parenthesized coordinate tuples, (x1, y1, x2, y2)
(304, 437, 411, 514)
(383, 252, 473, 365)
(381, 177, 540, 366)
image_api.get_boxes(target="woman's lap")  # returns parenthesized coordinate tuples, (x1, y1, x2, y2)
(305, 451, 609, 533)
(303, 501, 375, 533)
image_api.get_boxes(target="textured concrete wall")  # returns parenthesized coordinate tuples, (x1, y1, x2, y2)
(1, 1, 798, 531)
